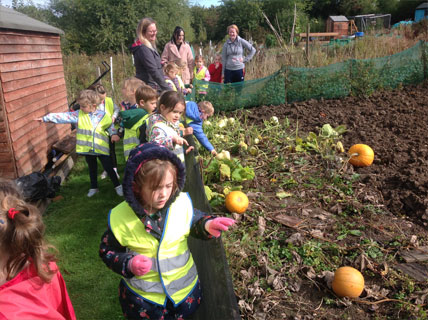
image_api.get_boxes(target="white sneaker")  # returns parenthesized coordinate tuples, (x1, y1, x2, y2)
(113, 168, 120, 179)
(115, 185, 123, 196)
(87, 188, 99, 197)
(100, 171, 108, 180)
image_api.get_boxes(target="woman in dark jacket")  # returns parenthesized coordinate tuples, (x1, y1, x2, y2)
(130, 17, 170, 93)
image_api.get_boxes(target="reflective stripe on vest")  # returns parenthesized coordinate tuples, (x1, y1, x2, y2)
(123, 115, 149, 160)
(76, 111, 111, 155)
(109, 193, 197, 306)
(165, 76, 185, 92)
(194, 66, 208, 92)
(149, 122, 185, 162)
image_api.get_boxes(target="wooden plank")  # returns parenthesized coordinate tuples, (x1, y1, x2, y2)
(1, 71, 64, 93)
(0, 51, 62, 63)
(400, 246, 428, 263)
(0, 44, 61, 54)
(0, 33, 60, 46)
(0, 65, 64, 82)
(299, 32, 339, 37)
(4, 78, 66, 103)
(0, 57, 63, 73)
(8, 95, 68, 133)
(394, 263, 428, 282)
(5, 84, 67, 111)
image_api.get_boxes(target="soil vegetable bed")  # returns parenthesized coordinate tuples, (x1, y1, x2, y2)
(221, 82, 428, 319)
(249, 82, 428, 226)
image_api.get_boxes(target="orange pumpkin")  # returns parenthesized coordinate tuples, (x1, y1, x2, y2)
(348, 144, 374, 167)
(332, 266, 365, 298)
(225, 191, 249, 214)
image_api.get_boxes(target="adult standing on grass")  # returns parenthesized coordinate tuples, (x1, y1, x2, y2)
(131, 17, 170, 93)
(161, 26, 194, 86)
(221, 24, 256, 83)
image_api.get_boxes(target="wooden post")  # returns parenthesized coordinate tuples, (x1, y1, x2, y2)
(290, 3, 296, 47)
(305, 23, 310, 65)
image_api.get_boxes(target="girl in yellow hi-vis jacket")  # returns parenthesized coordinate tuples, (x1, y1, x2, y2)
(99, 143, 235, 319)
(35, 90, 123, 197)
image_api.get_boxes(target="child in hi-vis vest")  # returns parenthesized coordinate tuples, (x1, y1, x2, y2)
(193, 55, 210, 95)
(35, 90, 123, 197)
(99, 142, 235, 319)
(121, 85, 158, 160)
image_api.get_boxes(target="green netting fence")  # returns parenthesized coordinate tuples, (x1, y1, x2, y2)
(190, 41, 427, 111)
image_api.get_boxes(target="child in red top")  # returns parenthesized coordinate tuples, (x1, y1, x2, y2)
(208, 54, 223, 83)
(0, 179, 76, 320)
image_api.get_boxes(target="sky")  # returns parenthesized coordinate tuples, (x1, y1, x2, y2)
(1, 0, 221, 8)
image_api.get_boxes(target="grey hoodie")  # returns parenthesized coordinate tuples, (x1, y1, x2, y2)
(221, 35, 256, 74)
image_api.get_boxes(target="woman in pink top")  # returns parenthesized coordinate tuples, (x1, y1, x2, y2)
(161, 26, 194, 85)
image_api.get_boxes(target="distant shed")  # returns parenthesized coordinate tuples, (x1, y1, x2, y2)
(415, 2, 428, 22)
(0, 6, 69, 179)
(326, 16, 349, 38)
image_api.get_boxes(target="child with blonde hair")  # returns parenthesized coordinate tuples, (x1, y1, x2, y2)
(193, 55, 210, 95)
(120, 77, 146, 111)
(0, 179, 76, 319)
(99, 143, 235, 319)
(164, 63, 191, 96)
(35, 90, 123, 197)
(121, 85, 158, 160)
(89, 82, 120, 179)
(185, 100, 217, 156)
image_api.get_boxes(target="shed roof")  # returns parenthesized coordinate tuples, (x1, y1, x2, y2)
(0, 5, 64, 34)
(328, 16, 349, 22)
(416, 2, 428, 10)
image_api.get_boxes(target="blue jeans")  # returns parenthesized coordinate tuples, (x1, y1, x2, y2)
(224, 68, 244, 84)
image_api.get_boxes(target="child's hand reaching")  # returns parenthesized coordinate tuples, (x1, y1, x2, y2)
(173, 135, 189, 146)
(128, 255, 152, 276)
(183, 127, 193, 136)
(111, 134, 120, 142)
(34, 118, 43, 122)
(211, 149, 218, 156)
(205, 217, 236, 237)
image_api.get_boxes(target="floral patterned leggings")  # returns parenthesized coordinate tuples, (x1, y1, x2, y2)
(118, 279, 202, 319)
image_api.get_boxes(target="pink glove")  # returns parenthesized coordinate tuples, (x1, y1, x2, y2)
(205, 217, 236, 237)
(129, 255, 152, 276)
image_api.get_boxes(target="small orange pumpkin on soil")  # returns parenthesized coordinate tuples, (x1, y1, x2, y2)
(225, 191, 249, 214)
(348, 144, 374, 167)
(332, 266, 365, 298)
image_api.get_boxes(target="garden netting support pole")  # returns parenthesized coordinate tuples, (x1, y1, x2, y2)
(183, 136, 241, 320)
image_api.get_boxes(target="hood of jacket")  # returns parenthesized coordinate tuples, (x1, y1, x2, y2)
(130, 39, 155, 54)
(123, 142, 186, 216)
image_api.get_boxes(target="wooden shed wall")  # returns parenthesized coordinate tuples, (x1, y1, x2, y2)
(0, 29, 69, 179)
(326, 19, 349, 38)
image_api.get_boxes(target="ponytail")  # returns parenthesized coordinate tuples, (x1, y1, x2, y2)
(0, 179, 57, 282)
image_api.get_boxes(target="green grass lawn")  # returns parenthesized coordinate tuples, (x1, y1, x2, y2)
(44, 145, 126, 319)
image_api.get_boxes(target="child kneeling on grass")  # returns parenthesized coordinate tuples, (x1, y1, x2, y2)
(99, 143, 235, 319)
(0, 179, 76, 320)
(35, 89, 123, 197)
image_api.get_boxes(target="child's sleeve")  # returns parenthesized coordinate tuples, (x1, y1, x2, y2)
(99, 228, 135, 278)
(149, 126, 174, 150)
(112, 102, 120, 120)
(189, 121, 214, 152)
(42, 111, 79, 124)
(204, 68, 210, 82)
(189, 208, 216, 240)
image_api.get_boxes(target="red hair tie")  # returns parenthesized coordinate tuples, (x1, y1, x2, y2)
(8, 208, 20, 220)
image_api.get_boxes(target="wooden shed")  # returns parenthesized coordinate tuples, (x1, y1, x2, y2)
(0, 6, 70, 179)
(326, 16, 349, 38)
